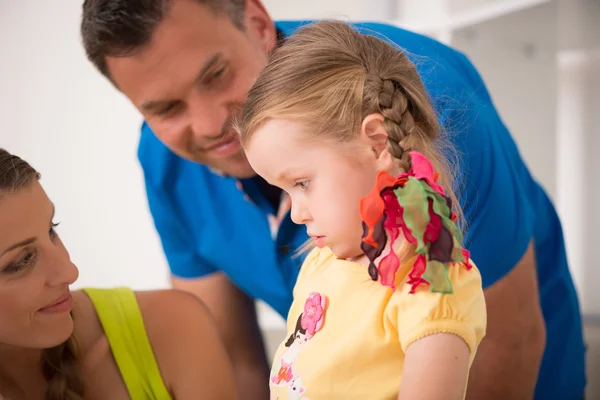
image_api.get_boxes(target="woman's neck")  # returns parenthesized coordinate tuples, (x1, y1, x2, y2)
(0, 345, 46, 398)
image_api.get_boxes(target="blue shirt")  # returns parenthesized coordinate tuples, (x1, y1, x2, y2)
(138, 21, 586, 399)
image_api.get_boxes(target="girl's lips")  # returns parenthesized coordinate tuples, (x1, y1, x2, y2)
(315, 236, 326, 248)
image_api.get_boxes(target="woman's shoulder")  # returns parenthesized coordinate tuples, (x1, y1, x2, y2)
(135, 288, 219, 361)
(135, 289, 237, 398)
(72, 287, 216, 342)
(72, 288, 236, 398)
(75, 288, 223, 369)
(70, 290, 130, 398)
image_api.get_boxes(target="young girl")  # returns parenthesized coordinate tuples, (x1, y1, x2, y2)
(236, 21, 487, 400)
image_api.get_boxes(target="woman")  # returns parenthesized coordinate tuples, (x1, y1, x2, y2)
(0, 148, 237, 399)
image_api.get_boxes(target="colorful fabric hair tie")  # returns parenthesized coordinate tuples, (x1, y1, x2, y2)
(359, 151, 472, 294)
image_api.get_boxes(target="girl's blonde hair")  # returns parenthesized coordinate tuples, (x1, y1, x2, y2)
(237, 20, 462, 256)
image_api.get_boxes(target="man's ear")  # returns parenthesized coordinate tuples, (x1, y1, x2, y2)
(360, 113, 395, 170)
(244, 0, 277, 53)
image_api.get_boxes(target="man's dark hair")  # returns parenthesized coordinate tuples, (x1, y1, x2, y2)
(80, 0, 245, 80)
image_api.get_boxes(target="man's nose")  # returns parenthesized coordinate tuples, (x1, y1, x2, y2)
(188, 93, 231, 141)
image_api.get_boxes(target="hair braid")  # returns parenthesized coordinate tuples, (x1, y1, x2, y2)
(42, 336, 85, 400)
(365, 73, 429, 173)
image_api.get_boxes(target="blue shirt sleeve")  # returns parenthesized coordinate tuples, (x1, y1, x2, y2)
(440, 57, 536, 288)
(138, 125, 218, 279)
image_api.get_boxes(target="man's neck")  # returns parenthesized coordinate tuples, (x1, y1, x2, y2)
(252, 175, 283, 213)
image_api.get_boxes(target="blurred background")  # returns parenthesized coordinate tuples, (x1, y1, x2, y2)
(1, 0, 598, 397)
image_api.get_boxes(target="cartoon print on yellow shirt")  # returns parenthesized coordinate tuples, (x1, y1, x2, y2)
(271, 292, 327, 400)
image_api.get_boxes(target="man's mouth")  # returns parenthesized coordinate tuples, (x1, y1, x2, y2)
(201, 132, 241, 157)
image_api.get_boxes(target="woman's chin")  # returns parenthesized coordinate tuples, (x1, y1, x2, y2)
(35, 315, 75, 349)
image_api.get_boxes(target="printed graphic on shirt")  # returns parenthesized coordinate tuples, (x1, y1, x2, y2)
(270, 292, 326, 400)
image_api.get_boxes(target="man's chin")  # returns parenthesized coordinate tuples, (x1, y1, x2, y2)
(226, 166, 257, 179)
(178, 147, 255, 178)
(208, 155, 256, 179)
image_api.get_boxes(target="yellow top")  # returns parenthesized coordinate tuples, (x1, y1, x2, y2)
(82, 287, 172, 400)
(269, 247, 487, 400)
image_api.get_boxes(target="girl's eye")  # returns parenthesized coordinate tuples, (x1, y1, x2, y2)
(295, 181, 310, 191)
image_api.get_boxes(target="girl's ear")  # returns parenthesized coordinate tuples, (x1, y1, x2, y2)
(360, 113, 395, 171)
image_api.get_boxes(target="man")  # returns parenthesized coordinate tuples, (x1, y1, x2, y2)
(80, 0, 586, 398)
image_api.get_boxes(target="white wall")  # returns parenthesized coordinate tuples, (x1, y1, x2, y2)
(556, 0, 600, 316)
(0, 1, 170, 291)
(262, 0, 395, 21)
(451, 2, 558, 198)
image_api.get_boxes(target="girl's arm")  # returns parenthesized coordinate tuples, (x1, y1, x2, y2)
(399, 332, 471, 400)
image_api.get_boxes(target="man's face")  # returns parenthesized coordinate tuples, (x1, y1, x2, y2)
(107, 0, 277, 178)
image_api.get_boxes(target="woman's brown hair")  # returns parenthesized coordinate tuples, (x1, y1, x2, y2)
(237, 21, 462, 258)
(0, 149, 84, 399)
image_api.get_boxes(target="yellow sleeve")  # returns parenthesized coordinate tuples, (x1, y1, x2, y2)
(386, 261, 487, 355)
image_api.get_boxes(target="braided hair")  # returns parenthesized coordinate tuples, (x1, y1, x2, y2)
(42, 336, 85, 400)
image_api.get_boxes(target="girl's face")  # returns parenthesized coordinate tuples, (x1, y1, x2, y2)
(0, 182, 79, 349)
(245, 118, 393, 260)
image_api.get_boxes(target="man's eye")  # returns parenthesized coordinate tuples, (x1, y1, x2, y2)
(205, 65, 229, 86)
(212, 66, 226, 79)
(156, 103, 176, 116)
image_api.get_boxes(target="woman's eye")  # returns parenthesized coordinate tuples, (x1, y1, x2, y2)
(50, 221, 60, 239)
(5, 251, 37, 274)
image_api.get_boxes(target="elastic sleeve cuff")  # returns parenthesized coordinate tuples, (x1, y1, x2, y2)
(401, 319, 478, 355)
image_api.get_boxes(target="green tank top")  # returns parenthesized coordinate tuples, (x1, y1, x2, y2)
(82, 287, 172, 399)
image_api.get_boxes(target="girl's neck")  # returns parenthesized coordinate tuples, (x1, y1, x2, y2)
(0, 345, 46, 398)
(346, 234, 406, 264)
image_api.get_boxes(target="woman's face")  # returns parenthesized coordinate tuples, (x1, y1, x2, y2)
(0, 181, 78, 349)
